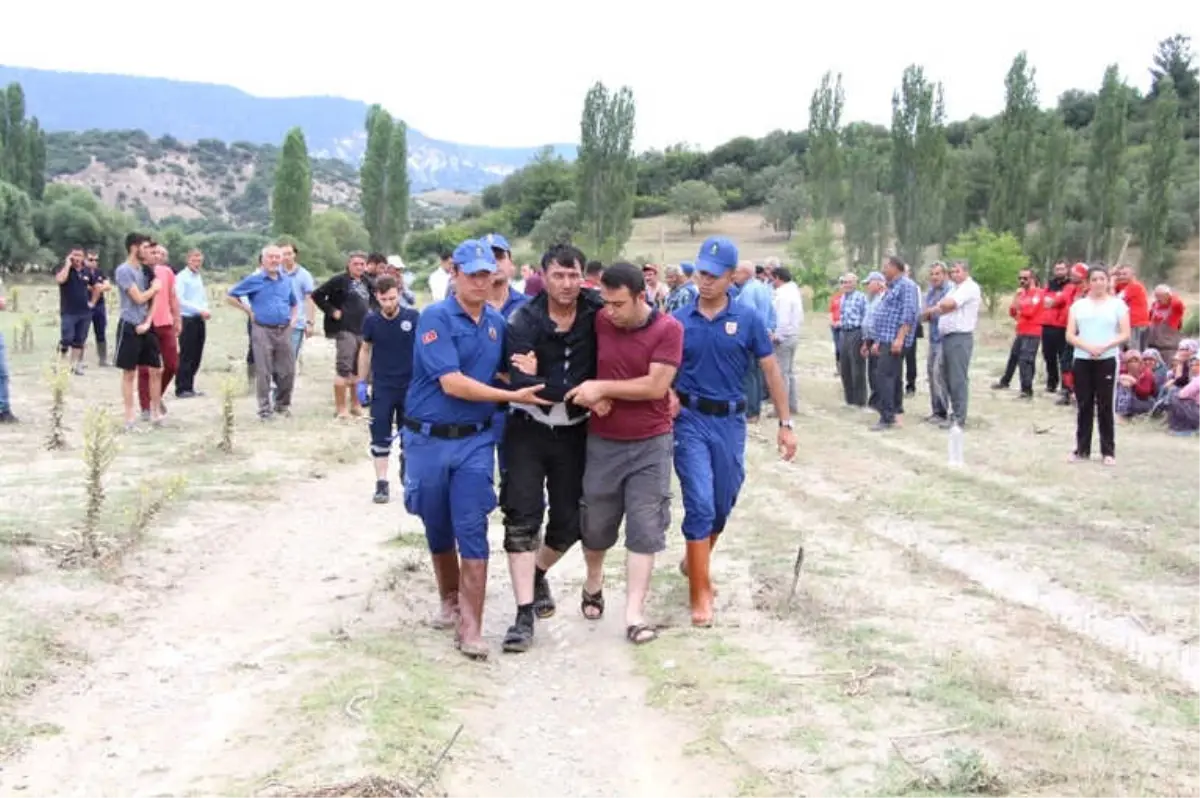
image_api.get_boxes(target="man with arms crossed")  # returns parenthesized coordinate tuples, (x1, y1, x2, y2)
(313, 252, 373, 419)
(671, 237, 798, 626)
(498, 244, 601, 653)
(925, 260, 982, 429)
(113, 234, 164, 430)
(226, 245, 298, 420)
(357, 275, 420, 504)
(402, 239, 549, 662)
(564, 262, 684, 646)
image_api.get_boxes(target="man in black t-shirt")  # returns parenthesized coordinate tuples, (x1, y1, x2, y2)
(55, 248, 97, 375)
(313, 251, 374, 418)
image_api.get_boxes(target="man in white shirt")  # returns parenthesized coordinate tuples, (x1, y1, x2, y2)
(927, 260, 981, 428)
(770, 266, 804, 413)
(427, 249, 453, 302)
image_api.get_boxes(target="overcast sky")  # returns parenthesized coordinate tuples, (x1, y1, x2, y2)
(5, 0, 1197, 151)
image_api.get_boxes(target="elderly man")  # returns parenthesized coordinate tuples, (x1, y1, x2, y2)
(732, 261, 776, 422)
(770, 265, 804, 414)
(860, 272, 887, 411)
(868, 256, 919, 431)
(227, 245, 298, 420)
(919, 262, 952, 422)
(1114, 264, 1150, 351)
(664, 263, 698, 313)
(837, 273, 869, 408)
(931, 261, 982, 428)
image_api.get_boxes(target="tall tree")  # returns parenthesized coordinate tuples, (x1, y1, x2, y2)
(806, 71, 845, 220)
(1034, 115, 1071, 270)
(1, 83, 29, 194)
(1137, 76, 1183, 278)
(25, 118, 45, 201)
(385, 118, 410, 253)
(360, 105, 393, 252)
(990, 52, 1039, 241)
(843, 146, 889, 269)
(271, 127, 313, 238)
(890, 65, 948, 266)
(1085, 64, 1129, 262)
(0, 180, 38, 270)
(1150, 34, 1199, 137)
(576, 82, 638, 262)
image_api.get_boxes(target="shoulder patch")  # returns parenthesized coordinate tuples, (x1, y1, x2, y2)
(488, 325, 497, 340)
(422, 330, 438, 345)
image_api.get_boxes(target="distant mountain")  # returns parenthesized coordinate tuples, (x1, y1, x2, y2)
(0, 65, 576, 193)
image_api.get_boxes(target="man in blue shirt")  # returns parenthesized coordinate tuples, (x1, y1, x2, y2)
(281, 242, 316, 363)
(731, 261, 776, 422)
(869, 256, 920, 431)
(226, 245, 298, 420)
(357, 274, 420, 505)
(174, 248, 211, 398)
(403, 239, 549, 662)
(919, 262, 952, 422)
(671, 237, 798, 627)
(664, 264, 699, 313)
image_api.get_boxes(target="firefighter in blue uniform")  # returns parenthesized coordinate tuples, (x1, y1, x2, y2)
(403, 238, 550, 661)
(669, 236, 798, 627)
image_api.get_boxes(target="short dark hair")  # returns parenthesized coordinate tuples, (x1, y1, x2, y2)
(773, 266, 793, 283)
(125, 232, 151, 252)
(366, 252, 388, 266)
(586, 260, 603, 276)
(375, 275, 399, 294)
(439, 250, 453, 261)
(599, 262, 645, 295)
(279, 241, 300, 255)
(886, 255, 906, 272)
(542, 244, 584, 271)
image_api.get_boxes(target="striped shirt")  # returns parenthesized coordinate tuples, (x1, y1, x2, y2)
(839, 290, 868, 332)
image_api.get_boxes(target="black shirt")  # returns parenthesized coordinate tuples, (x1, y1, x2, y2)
(59, 266, 94, 316)
(505, 288, 603, 420)
(312, 272, 375, 337)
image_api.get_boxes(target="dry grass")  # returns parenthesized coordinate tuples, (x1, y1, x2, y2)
(624, 210, 795, 265)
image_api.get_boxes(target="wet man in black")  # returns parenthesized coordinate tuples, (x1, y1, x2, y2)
(499, 244, 601, 653)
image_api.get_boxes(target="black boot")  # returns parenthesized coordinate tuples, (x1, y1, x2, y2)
(532, 568, 556, 619)
(96, 339, 109, 367)
(373, 480, 389, 504)
(502, 604, 535, 653)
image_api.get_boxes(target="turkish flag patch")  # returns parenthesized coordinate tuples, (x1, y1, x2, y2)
(422, 330, 438, 345)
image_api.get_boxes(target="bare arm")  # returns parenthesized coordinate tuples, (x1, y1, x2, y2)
(357, 341, 372, 383)
(1064, 305, 1081, 349)
(225, 295, 252, 316)
(586, 362, 678, 402)
(759, 355, 791, 424)
(54, 261, 72, 285)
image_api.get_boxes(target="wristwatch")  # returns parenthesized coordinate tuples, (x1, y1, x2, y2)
(779, 419, 794, 429)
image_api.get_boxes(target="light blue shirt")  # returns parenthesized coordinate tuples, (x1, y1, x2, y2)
(736, 278, 776, 331)
(175, 267, 209, 318)
(283, 264, 315, 329)
(1072, 295, 1128, 361)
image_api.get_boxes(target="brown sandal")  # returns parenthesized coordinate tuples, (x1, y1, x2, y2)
(580, 587, 604, 620)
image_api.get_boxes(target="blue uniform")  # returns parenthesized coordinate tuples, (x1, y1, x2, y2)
(671, 293, 772, 541)
(491, 285, 528, 474)
(402, 297, 506, 559)
(362, 307, 420, 469)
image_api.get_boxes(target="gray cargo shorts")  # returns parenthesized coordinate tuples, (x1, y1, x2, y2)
(334, 330, 362, 378)
(580, 432, 673, 555)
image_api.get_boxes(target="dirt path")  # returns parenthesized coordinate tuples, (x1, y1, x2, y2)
(0, 465, 738, 797)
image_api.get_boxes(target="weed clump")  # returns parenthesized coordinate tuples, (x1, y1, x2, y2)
(44, 359, 71, 450)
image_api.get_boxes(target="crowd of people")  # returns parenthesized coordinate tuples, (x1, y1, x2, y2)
(0, 231, 1195, 658)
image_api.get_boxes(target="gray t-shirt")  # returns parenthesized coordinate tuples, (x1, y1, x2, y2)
(114, 262, 150, 325)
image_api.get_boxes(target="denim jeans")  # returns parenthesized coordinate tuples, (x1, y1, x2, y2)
(742, 359, 765, 418)
(0, 332, 11, 412)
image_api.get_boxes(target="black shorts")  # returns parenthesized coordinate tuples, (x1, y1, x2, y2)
(114, 319, 162, 371)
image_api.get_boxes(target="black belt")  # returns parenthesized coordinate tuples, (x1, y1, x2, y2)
(676, 391, 746, 417)
(255, 322, 289, 330)
(403, 417, 492, 440)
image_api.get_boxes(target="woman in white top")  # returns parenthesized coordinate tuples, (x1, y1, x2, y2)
(1065, 266, 1130, 465)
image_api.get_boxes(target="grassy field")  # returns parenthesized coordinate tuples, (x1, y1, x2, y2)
(0, 276, 1198, 796)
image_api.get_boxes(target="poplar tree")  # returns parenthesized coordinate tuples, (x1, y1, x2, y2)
(385, 119, 410, 253)
(1035, 116, 1070, 269)
(991, 52, 1039, 241)
(361, 105, 393, 252)
(576, 82, 637, 261)
(1137, 75, 1183, 277)
(890, 65, 948, 266)
(806, 71, 845, 220)
(271, 127, 313, 238)
(1085, 64, 1129, 261)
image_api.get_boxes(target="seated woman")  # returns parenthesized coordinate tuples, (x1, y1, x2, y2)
(1115, 350, 1157, 420)
(1142, 348, 1169, 390)
(1166, 357, 1200, 435)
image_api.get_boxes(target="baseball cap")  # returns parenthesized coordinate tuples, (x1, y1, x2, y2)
(1071, 262, 1088, 280)
(386, 255, 406, 270)
(482, 233, 511, 253)
(451, 239, 498, 275)
(695, 236, 738, 276)
(864, 271, 885, 284)
(680, 261, 695, 276)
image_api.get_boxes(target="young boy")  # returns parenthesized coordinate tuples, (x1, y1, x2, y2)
(357, 275, 420, 503)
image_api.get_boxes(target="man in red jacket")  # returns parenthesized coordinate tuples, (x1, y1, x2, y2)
(1055, 262, 1088, 405)
(1038, 262, 1071, 394)
(1149, 284, 1186, 330)
(1114, 264, 1150, 351)
(991, 269, 1043, 399)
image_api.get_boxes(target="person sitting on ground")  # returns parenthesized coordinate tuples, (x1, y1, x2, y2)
(1115, 350, 1157, 421)
(1166, 358, 1200, 435)
(1142, 348, 1169, 390)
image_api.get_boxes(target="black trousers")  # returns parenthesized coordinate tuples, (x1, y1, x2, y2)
(904, 339, 918, 392)
(1041, 327, 1066, 392)
(876, 350, 905, 425)
(176, 316, 207, 394)
(1073, 357, 1117, 458)
(1000, 334, 1041, 393)
(500, 411, 588, 554)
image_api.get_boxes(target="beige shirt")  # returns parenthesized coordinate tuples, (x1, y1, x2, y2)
(937, 277, 982, 336)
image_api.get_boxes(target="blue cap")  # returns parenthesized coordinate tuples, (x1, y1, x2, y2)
(864, 271, 885, 283)
(695, 236, 739, 276)
(680, 261, 695, 275)
(451, 239, 498, 275)
(482, 233, 511, 253)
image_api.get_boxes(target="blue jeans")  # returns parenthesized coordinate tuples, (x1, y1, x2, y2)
(290, 327, 305, 361)
(673, 408, 746, 540)
(0, 332, 10, 412)
(742, 360, 765, 418)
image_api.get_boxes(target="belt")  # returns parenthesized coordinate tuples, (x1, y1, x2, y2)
(509, 406, 589, 429)
(676, 391, 746, 417)
(403, 417, 492, 440)
(255, 322, 289, 330)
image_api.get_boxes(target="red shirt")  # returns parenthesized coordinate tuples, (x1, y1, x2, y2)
(1037, 281, 1070, 328)
(830, 292, 843, 326)
(589, 309, 684, 442)
(1010, 287, 1044, 337)
(1115, 279, 1150, 327)
(1149, 295, 1186, 330)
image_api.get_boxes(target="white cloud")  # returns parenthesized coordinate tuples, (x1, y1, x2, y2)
(5, 0, 1197, 150)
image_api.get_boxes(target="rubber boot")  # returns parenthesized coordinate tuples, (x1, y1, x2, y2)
(456, 558, 490, 660)
(96, 340, 109, 367)
(429, 552, 460, 630)
(685, 539, 714, 627)
(679, 531, 720, 594)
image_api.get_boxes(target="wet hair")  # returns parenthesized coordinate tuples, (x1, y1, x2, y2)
(542, 244, 585, 271)
(375, 275, 399, 294)
(599, 262, 645, 296)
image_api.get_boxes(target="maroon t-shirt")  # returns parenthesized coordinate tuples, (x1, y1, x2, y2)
(589, 309, 684, 442)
